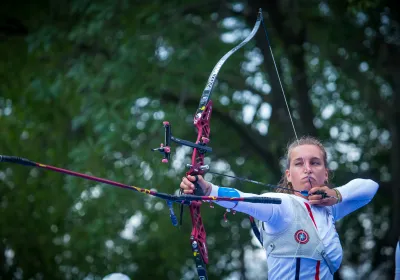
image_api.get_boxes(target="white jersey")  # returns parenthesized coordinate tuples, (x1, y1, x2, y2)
(209, 178, 379, 280)
(396, 239, 400, 280)
(103, 273, 130, 280)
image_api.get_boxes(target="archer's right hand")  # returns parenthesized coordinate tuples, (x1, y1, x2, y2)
(180, 175, 211, 196)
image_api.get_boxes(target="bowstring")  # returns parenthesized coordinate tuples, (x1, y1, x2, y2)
(260, 11, 300, 144)
(259, 9, 303, 278)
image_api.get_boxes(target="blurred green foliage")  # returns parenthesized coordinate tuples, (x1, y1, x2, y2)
(0, 0, 398, 279)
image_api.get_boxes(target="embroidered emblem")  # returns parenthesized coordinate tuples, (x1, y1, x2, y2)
(294, 230, 309, 244)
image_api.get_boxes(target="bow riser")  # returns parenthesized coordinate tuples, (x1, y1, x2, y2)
(187, 100, 212, 176)
(190, 203, 208, 266)
(186, 100, 213, 270)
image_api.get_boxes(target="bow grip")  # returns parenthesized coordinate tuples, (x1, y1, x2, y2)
(192, 175, 205, 196)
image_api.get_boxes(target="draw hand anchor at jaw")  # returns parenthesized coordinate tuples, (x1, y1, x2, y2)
(305, 176, 338, 200)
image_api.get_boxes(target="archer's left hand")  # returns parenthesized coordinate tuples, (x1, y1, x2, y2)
(308, 186, 339, 206)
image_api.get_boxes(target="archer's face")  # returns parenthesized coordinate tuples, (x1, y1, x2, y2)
(285, 144, 328, 194)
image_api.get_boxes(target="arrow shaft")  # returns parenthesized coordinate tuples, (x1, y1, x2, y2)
(0, 155, 281, 204)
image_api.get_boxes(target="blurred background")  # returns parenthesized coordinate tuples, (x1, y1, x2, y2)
(0, 0, 398, 279)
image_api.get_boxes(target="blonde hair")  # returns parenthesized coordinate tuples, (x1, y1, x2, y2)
(277, 136, 328, 194)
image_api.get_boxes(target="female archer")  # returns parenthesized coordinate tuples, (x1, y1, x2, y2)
(180, 136, 379, 279)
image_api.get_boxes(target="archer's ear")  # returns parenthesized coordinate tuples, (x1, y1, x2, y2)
(324, 168, 329, 182)
(285, 169, 291, 181)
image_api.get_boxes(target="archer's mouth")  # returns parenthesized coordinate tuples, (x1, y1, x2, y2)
(302, 176, 315, 182)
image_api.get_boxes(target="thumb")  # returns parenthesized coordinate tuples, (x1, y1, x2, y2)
(188, 174, 204, 183)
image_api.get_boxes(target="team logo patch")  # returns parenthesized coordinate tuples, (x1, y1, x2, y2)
(294, 230, 309, 244)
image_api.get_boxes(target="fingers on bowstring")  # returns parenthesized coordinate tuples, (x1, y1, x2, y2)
(308, 194, 323, 201)
(309, 187, 319, 194)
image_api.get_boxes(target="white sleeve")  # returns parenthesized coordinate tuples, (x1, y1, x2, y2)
(209, 184, 293, 233)
(396, 240, 400, 280)
(332, 179, 379, 221)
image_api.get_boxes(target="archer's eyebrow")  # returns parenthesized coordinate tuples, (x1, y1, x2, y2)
(293, 157, 322, 162)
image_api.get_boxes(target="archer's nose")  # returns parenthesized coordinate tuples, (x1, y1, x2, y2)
(303, 164, 312, 173)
